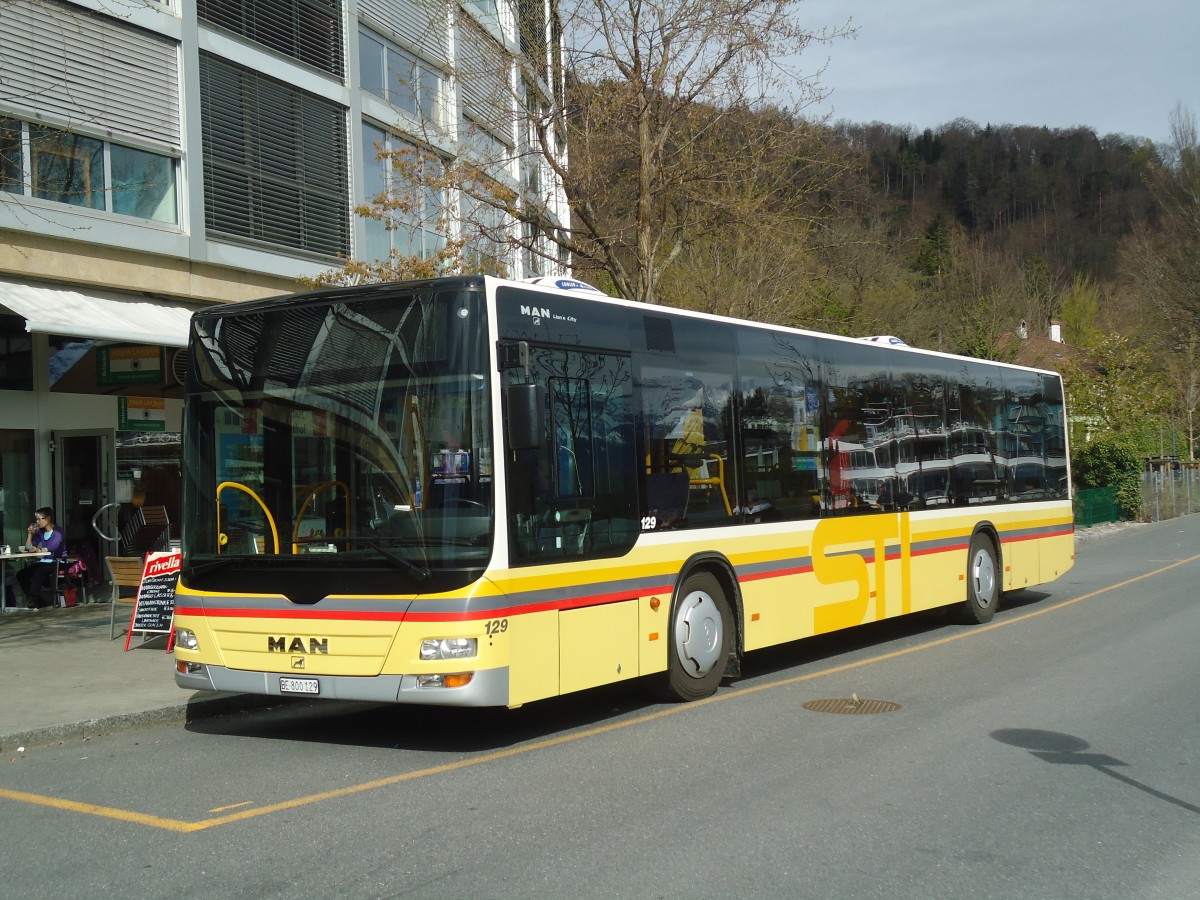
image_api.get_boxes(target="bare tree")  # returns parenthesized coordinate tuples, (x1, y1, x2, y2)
(1127, 104, 1200, 327)
(514, 0, 852, 302)
(343, 0, 852, 300)
(1161, 330, 1200, 460)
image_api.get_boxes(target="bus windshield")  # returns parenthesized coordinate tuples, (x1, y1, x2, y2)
(181, 284, 493, 599)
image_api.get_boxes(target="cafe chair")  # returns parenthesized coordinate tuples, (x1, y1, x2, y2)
(106, 556, 145, 640)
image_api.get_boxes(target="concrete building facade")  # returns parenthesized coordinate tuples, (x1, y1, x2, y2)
(0, 0, 567, 564)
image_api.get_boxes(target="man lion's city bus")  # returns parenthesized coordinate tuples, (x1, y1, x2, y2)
(172, 275, 1073, 706)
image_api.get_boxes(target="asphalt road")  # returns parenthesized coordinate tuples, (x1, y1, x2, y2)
(2, 517, 1199, 899)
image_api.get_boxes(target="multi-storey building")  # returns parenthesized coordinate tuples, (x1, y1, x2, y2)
(0, 0, 566, 566)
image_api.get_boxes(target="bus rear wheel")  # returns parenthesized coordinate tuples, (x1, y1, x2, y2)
(659, 571, 733, 702)
(952, 533, 1000, 624)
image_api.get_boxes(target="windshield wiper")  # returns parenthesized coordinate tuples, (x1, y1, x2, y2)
(184, 556, 240, 580)
(365, 540, 430, 582)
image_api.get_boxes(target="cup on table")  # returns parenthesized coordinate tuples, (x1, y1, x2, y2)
(0, 545, 10, 555)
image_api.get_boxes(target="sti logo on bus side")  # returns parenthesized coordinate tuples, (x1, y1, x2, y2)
(268, 636, 329, 654)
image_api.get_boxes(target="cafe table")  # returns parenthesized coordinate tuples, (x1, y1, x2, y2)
(0, 549, 50, 612)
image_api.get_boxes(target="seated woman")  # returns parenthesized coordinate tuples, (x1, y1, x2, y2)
(17, 506, 68, 609)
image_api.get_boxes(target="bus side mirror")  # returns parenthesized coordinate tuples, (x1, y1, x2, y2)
(506, 383, 544, 450)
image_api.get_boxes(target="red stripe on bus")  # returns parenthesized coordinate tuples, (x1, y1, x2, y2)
(738, 564, 814, 583)
(908, 542, 969, 558)
(173, 582, 673, 625)
(1000, 526, 1074, 544)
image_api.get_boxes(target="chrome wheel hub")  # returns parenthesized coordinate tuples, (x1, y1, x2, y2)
(674, 589, 723, 678)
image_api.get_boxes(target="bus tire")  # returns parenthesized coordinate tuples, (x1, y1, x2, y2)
(953, 533, 1000, 624)
(659, 571, 733, 702)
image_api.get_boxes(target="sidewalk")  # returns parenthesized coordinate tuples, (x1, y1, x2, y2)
(0, 598, 258, 751)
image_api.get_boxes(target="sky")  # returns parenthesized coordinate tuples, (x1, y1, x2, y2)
(796, 0, 1199, 145)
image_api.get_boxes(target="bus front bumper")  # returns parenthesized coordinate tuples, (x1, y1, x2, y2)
(175, 662, 511, 707)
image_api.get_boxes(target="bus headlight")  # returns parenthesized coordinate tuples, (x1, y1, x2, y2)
(420, 637, 477, 660)
(175, 628, 199, 651)
(418, 673, 474, 688)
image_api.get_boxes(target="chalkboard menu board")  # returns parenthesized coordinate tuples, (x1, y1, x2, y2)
(129, 551, 180, 637)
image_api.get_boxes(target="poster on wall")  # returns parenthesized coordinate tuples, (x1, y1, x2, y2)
(119, 396, 167, 432)
(98, 345, 164, 385)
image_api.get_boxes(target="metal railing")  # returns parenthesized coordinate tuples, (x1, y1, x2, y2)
(1141, 465, 1200, 523)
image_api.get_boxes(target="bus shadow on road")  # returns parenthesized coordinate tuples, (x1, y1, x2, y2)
(999, 588, 1052, 611)
(736, 589, 1051, 683)
(184, 679, 660, 753)
(184, 589, 1056, 752)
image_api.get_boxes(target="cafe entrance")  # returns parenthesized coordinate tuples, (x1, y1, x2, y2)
(53, 429, 183, 563)
(53, 430, 116, 561)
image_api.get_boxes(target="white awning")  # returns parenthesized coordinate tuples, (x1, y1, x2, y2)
(0, 279, 200, 348)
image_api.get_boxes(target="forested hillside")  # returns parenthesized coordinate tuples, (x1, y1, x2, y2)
(661, 115, 1166, 347)
(850, 121, 1156, 281)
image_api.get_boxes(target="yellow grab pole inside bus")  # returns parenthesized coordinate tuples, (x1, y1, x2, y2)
(216, 481, 280, 555)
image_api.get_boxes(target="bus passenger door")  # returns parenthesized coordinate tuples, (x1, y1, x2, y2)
(501, 345, 639, 564)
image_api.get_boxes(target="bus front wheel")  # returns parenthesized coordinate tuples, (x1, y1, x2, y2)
(953, 533, 1000, 624)
(659, 571, 733, 702)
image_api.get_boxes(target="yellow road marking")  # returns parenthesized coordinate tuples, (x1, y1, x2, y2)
(4, 550, 1199, 832)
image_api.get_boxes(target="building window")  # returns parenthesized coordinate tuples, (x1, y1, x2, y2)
(0, 428, 36, 551)
(522, 153, 542, 198)
(0, 314, 34, 392)
(201, 53, 350, 257)
(1, 118, 23, 194)
(110, 145, 178, 223)
(0, 119, 179, 223)
(359, 29, 443, 126)
(463, 0, 499, 16)
(456, 113, 512, 275)
(519, 82, 549, 202)
(462, 118, 511, 168)
(199, 0, 344, 76)
(361, 122, 446, 261)
(31, 127, 104, 210)
(518, 0, 548, 85)
(460, 0, 504, 40)
(461, 189, 510, 276)
(522, 220, 544, 276)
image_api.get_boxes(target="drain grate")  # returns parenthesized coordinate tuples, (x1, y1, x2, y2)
(803, 697, 901, 715)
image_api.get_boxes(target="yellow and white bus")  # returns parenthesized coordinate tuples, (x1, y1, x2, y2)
(173, 275, 1074, 706)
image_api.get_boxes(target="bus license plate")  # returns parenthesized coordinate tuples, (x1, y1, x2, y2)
(280, 677, 319, 695)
